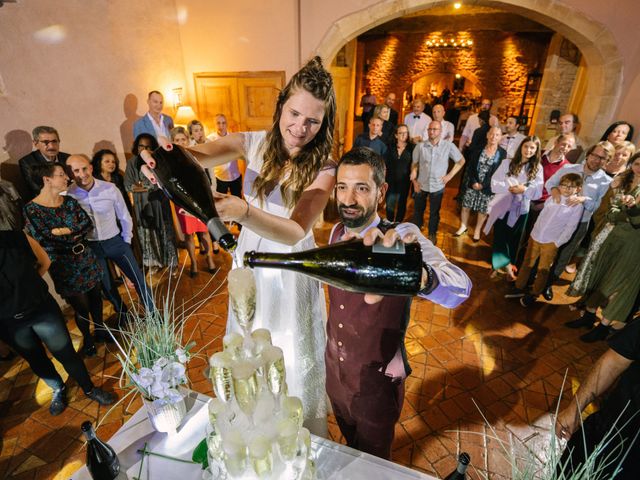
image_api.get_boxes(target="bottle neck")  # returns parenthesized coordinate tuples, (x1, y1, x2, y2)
(82, 427, 97, 442)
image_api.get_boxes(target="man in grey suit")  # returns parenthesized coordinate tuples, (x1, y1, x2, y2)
(133, 90, 174, 140)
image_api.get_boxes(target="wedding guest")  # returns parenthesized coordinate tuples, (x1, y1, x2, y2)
(124, 133, 178, 270)
(66, 155, 154, 320)
(411, 121, 465, 244)
(555, 318, 640, 480)
(92, 149, 131, 211)
(354, 116, 387, 156)
(600, 121, 634, 146)
(19, 126, 71, 200)
(565, 153, 640, 342)
(23, 163, 105, 357)
(499, 116, 526, 161)
(0, 227, 116, 416)
(327, 147, 471, 459)
(513, 173, 584, 306)
(542, 142, 613, 300)
(170, 127, 216, 277)
(384, 124, 414, 222)
(454, 127, 506, 242)
(484, 136, 543, 280)
(604, 141, 636, 177)
(188, 119, 208, 146)
(139, 57, 337, 437)
(0, 178, 22, 230)
(133, 90, 174, 140)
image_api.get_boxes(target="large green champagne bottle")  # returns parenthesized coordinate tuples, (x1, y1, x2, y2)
(244, 239, 422, 296)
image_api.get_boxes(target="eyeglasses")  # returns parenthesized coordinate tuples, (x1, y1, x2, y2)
(38, 139, 59, 146)
(427, 128, 441, 131)
(51, 173, 67, 178)
(138, 144, 153, 151)
(588, 152, 607, 162)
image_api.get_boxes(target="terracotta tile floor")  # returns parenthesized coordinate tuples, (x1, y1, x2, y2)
(0, 188, 609, 479)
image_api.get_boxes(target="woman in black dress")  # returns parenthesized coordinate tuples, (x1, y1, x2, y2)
(384, 124, 414, 222)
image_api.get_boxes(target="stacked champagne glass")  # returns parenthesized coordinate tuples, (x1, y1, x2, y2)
(204, 269, 316, 479)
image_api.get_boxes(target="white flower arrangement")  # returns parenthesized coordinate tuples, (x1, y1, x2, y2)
(105, 269, 226, 409)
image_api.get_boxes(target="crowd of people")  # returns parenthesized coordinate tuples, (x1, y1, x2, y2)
(1, 57, 639, 477)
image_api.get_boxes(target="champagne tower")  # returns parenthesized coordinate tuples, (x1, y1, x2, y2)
(206, 268, 315, 479)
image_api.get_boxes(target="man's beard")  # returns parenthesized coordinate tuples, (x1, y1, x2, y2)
(338, 203, 377, 229)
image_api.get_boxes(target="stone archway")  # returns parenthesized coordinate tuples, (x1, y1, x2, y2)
(315, 0, 622, 143)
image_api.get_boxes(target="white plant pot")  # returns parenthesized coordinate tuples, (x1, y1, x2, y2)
(143, 394, 187, 434)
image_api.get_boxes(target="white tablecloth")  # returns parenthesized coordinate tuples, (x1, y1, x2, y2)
(71, 390, 438, 480)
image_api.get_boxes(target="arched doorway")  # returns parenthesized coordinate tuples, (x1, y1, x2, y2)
(316, 0, 622, 143)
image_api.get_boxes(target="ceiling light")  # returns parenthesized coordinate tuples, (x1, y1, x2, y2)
(453, 2, 462, 9)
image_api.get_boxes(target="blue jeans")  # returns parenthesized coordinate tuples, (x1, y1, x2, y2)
(411, 188, 444, 236)
(0, 296, 94, 392)
(89, 235, 154, 314)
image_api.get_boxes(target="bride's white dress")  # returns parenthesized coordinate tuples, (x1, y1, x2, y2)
(227, 131, 329, 436)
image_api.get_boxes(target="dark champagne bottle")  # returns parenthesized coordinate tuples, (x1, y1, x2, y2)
(150, 144, 236, 251)
(444, 452, 470, 480)
(244, 239, 423, 296)
(81, 421, 122, 480)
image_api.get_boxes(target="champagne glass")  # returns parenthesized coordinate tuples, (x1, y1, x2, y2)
(208, 397, 232, 431)
(227, 268, 256, 337)
(222, 430, 247, 479)
(209, 352, 234, 403)
(223, 332, 244, 360)
(263, 346, 287, 408)
(231, 362, 259, 420)
(251, 328, 272, 356)
(282, 396, 304, 428)
(205, 423, 224, 464)
(276, 418, 298, 462)
(248, 435, 273, 476)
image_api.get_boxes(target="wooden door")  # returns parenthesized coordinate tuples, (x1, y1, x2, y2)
(194, 72, 285, 134)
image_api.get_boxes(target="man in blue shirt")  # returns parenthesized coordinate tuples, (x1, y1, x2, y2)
(354, 116, 387, 157)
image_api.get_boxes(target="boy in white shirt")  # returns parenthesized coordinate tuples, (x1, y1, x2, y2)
(511, 173, 584, 306)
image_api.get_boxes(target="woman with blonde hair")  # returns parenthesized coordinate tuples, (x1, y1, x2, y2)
(140, 56, 336, 435)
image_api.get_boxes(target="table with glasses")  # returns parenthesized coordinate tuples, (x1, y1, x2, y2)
(71, 390, 438, 480)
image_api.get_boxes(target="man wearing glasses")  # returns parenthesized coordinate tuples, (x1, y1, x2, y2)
(542, 142, 614, 299)
(19, 126, 70, 200)
(410, 120, 464, 244)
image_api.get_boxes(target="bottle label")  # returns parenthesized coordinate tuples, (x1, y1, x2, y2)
(371, 240, 406, 254)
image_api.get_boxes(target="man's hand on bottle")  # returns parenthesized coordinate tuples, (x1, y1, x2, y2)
(342, 227, 418, 304)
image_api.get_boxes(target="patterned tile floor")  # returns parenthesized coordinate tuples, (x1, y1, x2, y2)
(0, 188, 608, 479)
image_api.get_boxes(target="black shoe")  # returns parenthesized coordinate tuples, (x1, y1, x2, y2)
(564, 311, 597, 329)
(83, 342, 97, 357)
(580, 324, 611, 343)
(520, 294, 536, 307)
(504, 286, 526, 299)
(189, 269, 198, 278)
(85, 387, 117, 405)
(50, 386, 67, 416)
(542, 286, 554, 301)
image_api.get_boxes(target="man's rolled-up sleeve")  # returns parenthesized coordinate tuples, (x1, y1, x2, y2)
(395, 222, 472, 308)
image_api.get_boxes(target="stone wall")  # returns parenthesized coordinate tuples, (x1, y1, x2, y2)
(361, 31, 551, 119)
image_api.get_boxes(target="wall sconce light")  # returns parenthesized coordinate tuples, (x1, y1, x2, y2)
(455, 73, 462, 79)
(426, 35, 473, 49)
(172, 87, 183, 110)
(453, 2, 462, 9)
